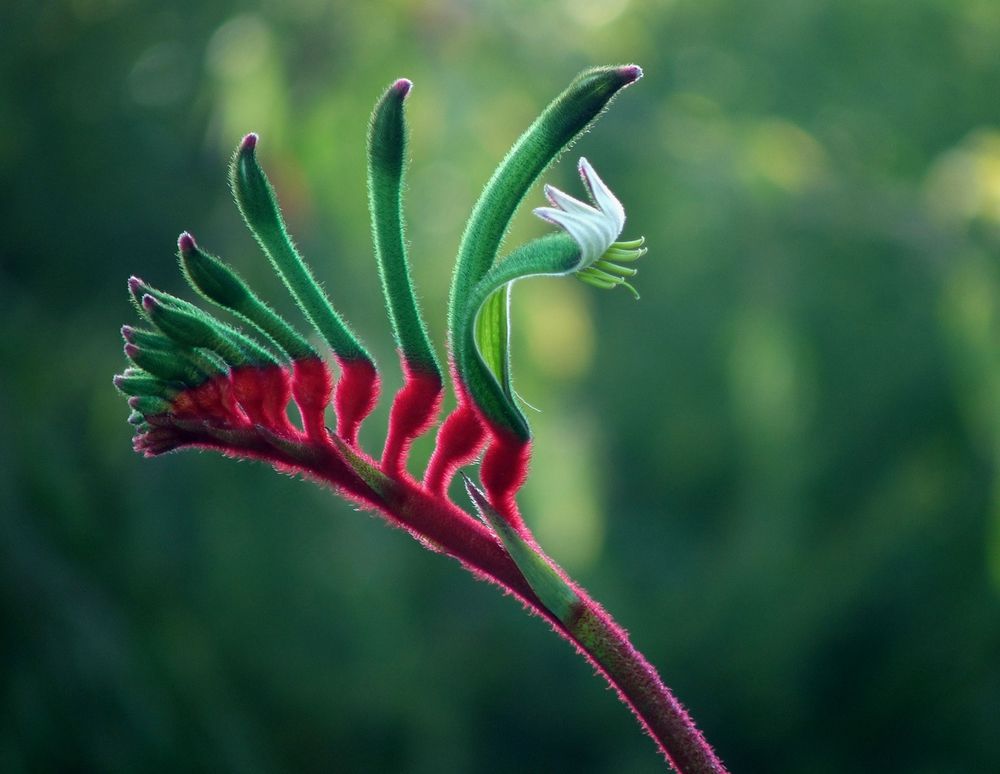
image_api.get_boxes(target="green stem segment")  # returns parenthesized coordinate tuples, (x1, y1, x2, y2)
(367, 78, 441, 378)
(463, 475, 726, 774)
(231, 133, 374, 367)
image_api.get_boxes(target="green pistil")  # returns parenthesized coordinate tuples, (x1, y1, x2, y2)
(574, 237, 646, 299)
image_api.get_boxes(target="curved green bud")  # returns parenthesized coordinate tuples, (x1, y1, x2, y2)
(455, 159, 646, 439)
(122, 326, 228, 378)
(457, 233, 581, 438)
(142, 295, 278, 368)
(368, 78, 441, 378)
(129, 278, 278, 366)
(121, 324, 175, 353)
(448, 65, 642, 350)
(231, 133, 373, 366)
(177, 232, 316, 361)
(128, 395, 172, 417)
(124, 343, 201, 385)
(113, 372, 182, 400)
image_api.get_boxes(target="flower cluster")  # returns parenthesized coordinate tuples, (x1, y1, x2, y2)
(115, 71, 646, 520)
(110, 67, 727, 773)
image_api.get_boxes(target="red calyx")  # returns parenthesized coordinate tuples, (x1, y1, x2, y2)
(423, 397, 486, 495)
(230, 366, 273, 428)
(257, 365, 296, 435)
(381, 362, 443, 477)
(334, 357, 380, 446)
(292, 356, 334, 440)
(478, 425, 531, 534)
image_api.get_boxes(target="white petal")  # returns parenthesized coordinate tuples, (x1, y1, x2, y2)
(533, 158, 627, 270)
(578, 157, 625, 233)
(543, 184, 601, 218)
(533, 207, 617, 269)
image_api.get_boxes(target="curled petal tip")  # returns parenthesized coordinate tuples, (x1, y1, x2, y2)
(392, 78, 413, 97)
(121, 324, 135, 341)
(127, 276, 144, 294)
(178, 231, 196, 253)
(140, 294, 158, 313)
(240, 132, 259, 153)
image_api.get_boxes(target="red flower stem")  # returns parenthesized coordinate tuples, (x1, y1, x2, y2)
(301, 450, 726, 773)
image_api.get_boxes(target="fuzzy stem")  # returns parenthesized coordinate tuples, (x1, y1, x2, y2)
(301, 447, 539, 601)
(299, 447, 724, 773)
(567, 595, 727, 773)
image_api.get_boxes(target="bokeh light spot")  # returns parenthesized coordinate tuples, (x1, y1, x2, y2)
(518, 279, 595, 382)
(925, 129, 1000, 225)
(207, 14, 274, 81)
(128, 42, 193, 108)
(561, 0, 632, 28)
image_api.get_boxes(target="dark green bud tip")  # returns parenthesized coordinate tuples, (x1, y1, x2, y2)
(232, 132, 275, 232)
(369, 78, 410, 177)
(142, 295, 219, 352)
(122, 325, 175, 353)
(127, 395, 172, 416)
(114, 372, 180, 400)
(113, 372, 147, 394)
(124, 342, 195, 384)
(178, 231, 251, 310)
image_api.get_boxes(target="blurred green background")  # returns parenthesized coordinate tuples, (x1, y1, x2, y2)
(3, 0, 1000, 771)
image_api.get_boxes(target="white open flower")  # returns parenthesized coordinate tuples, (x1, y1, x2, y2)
(533, 157, 646, 298)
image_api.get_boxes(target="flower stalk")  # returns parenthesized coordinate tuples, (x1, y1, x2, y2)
(113, 66, 727, 773)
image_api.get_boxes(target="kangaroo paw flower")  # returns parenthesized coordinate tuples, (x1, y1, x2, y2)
(534, 157, 647, 298)
(112, 66, 728, 772)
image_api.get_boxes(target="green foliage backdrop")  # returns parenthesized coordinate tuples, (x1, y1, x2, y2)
(3, 1, 999, 771)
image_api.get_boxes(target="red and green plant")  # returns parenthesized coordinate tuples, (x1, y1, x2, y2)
(114, 65, 726, 773)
